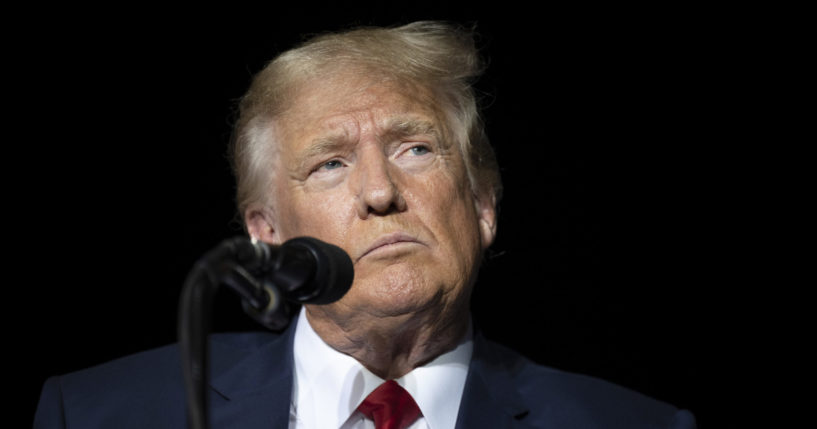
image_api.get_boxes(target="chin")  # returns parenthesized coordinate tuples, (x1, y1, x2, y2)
(345, 273, 445, 318)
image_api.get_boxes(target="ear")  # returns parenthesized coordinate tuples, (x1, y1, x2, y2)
(475, 192, 498, 249)
(244, 204, 280, 245)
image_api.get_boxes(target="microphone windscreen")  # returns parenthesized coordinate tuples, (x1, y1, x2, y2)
(282, 237, 354, 305)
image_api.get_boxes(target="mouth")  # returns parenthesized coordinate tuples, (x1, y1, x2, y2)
(357, 232, 424, 262)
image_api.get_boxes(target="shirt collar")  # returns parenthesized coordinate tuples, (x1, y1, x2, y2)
(292, 307, 473, 429)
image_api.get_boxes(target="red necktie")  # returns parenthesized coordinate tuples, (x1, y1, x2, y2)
(357, 380, 422, 429)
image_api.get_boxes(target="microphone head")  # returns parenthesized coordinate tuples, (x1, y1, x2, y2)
(280, 237, 354, 305)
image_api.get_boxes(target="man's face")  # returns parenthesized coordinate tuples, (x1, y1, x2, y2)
(246, 74, 496, 320)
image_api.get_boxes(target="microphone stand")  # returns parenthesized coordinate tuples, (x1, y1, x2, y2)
(176, 238, 287, 429)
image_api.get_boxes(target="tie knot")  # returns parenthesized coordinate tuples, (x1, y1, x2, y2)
(357, 380, 421, 429)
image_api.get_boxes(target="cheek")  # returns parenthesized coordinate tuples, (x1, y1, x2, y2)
(431, 171, 477, 222)
(280, 190, 353, 242)
(415, 172, 481, 253)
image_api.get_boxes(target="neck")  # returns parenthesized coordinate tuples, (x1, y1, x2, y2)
(303, 304, 470, 379)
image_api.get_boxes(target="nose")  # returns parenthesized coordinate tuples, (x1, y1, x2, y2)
(353, 149, 407, 218)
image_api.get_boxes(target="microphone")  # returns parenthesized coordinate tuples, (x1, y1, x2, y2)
(221, 236, 354, 330)
(178, 236, 353, 429)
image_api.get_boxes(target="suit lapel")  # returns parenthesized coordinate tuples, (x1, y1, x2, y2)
(455, 332, 537, 429)
(207, 318, 299, 429)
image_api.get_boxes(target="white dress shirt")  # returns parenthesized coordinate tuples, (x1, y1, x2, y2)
(289, 308, 473, 429)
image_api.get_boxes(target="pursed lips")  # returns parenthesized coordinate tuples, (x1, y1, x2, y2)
(356, 232, 424, 262)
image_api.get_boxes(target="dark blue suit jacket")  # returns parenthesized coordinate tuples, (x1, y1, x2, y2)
(34, 318, 695, 428)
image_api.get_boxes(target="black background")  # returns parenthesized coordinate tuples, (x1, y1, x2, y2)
(14, 4, 757, 428)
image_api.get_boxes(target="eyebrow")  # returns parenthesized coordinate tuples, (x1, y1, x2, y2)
(380, 118, 441, 143)
(292, 137, 344, 174)
(295, 117, 441, 172)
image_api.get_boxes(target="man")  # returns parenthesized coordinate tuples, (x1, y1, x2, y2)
(34, 21, 695, 428)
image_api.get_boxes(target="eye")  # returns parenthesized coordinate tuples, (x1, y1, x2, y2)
(320, 159, 344, 171)
(409, 146, 431, 156)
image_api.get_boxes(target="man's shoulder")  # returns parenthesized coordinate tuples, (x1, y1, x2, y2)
(59, 331, 280, 389)
(475, 336, 666, 404)
(35, 331, 284, 429)
(469, 335, 696, 428)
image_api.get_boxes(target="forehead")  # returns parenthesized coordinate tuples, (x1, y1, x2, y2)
(273, 74, 445, 150)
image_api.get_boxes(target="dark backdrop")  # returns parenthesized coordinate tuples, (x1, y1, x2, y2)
(15, 5, 750, 428)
